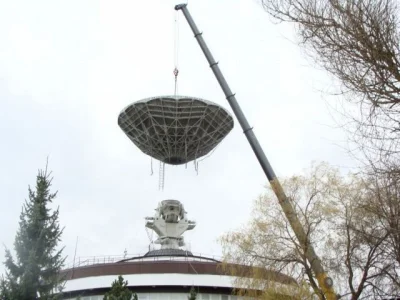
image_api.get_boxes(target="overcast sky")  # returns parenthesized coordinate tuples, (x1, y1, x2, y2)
(0, 0, 357, 273)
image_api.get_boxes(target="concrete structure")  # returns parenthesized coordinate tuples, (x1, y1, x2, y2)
(60, 200, 296, 300)
(118, 96, 234, 165)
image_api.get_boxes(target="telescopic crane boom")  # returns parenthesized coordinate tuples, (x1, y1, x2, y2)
(175, 3, 337, 299)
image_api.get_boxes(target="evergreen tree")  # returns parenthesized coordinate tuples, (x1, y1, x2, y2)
(2, 166, 65, 299)
(103, 275, 137, 300)
(187, 286, 197, 300)
(0, 277, 11, 300)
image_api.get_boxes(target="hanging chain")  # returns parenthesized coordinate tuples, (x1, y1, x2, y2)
(159, 161, 165, 190)
(173, 11, 180, 96)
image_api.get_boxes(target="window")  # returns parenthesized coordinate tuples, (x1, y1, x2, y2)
(210, 294, 220, 300)
(201, 294, 210, 300)
(138, 293, 149, 300)
(148, 293, 159, 300)
(169, 293, 180, 300)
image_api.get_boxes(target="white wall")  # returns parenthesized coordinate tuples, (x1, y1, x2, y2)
(65, 292, 245, 300)
(64, 273, 238, 293)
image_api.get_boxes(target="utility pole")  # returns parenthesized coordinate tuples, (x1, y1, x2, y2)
(175, 3, 337, 299)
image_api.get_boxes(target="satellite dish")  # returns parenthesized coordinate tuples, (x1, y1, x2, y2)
(118, 95, 234, 165)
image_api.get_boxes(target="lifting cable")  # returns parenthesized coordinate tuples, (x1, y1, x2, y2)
(173, 10, 180, 96)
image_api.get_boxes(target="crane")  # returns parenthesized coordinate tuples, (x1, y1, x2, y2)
(175, 3, 337, 299)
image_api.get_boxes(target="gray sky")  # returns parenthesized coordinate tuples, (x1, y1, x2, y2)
(0, 0, 356, 273)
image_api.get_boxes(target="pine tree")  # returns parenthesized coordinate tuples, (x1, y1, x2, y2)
(2, 166, 66, 299)
(187, 286, 197, 300)
(103, 275, 137, 300)
(0, 277, 11, 300)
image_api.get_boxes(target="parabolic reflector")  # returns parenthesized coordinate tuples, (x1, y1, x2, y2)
(118, 95, 234, 165)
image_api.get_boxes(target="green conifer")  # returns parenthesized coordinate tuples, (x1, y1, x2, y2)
(0, 277, 11, 300)
(188, 286, 197, 300)
(103, 275, 137, 300)
(3, 166, 65, 299)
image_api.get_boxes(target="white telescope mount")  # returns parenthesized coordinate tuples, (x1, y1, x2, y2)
(145, 200, 196, 250)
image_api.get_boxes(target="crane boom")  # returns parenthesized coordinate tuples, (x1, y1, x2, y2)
(175, 3, 337, 299)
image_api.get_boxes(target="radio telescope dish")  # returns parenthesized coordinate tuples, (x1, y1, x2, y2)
(118, 95, 234, 165)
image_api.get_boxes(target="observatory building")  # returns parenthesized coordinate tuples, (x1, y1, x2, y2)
(118, 95, 234, 165)
(60, 200, 296, 299)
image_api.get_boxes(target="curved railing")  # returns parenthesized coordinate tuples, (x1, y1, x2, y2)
(63, 252, 223, 270)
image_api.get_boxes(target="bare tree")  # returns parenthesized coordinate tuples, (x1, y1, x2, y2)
(259, 0, 400, 166)
(360, 170, 400, 294)
(325, 172, 395, 299)
(220, 163, 399, 299)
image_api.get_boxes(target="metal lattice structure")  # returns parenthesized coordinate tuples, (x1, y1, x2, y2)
(118, 95, 234, 165)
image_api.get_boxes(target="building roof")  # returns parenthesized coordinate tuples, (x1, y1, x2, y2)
(60, 250, 297, 297)
(143, 249, 194, 257)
